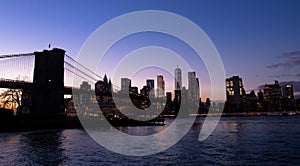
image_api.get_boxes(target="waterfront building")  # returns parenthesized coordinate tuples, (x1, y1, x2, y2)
(257, 90, 264, 111)
(241, 91, 257, 112)
(174, 67, 182, 90)
(282, 84, 294, 99)
(263, 80, 282, 111)
(296, 98, 300, 111)
(282, 84, 294, 111)
(157, 75, 165, 98)
(226, 76, 245, 108)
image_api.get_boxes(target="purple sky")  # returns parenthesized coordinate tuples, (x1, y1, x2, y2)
(1, 0, 300, 100)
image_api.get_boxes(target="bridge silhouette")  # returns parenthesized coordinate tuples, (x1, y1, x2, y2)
(0, 48, 116, 118)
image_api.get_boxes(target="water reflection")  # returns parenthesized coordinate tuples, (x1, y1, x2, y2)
(0, 134, 22, 164)
(21, 130, 64, 165)
(0, 116, 300, 165)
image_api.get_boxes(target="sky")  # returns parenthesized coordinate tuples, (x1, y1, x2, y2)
(0, 0, 300, 100)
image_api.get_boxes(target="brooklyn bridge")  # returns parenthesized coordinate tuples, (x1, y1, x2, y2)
(0, 48, 111, 119)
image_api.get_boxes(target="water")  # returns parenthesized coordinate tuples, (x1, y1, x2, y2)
(0, 116, 300, 165)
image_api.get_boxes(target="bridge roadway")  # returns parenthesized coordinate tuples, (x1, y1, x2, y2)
(0, 78, 82, 95)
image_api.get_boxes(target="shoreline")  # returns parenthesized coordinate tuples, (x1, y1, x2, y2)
(190, 111, 300, 117)
(1, 111, 299, 133)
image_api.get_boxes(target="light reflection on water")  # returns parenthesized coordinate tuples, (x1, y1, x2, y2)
(0, 116, 300, 165)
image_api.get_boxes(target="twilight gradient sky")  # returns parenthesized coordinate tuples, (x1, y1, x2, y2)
(1, 0, 300, 100)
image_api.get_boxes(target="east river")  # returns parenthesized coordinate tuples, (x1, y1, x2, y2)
(0, 116, 300, 165)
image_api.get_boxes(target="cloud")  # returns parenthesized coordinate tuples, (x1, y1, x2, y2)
(267, 50, 300, 69)
(267, 62, 290, 69)
(269, 75, 281, 78)
(279, 50, 300, 58)
(269, 74, 292, 78)
(294, 59, 300, 65)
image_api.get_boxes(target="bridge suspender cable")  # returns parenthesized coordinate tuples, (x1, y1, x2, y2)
(0, 53, 34, 59)
(64, 61, 98, 82)
(65, 54, 103, 80)
(64, 54, 121, 90)
(64, 68, 95, 83)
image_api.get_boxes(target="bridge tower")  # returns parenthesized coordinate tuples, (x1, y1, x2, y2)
(31, 48, 65, 118)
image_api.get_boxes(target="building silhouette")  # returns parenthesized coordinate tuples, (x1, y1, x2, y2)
(226, 76, 245, 108)
(263, 80, 282, 111)
(282, 84, 294, 111)
(95, 74, 112, 96)
(146, 79, 154, 89)
(129, 86, 139, 96)
(257, 90, 264, 111)
(140, 86, 150, 97)
(282, 84, 294, 99)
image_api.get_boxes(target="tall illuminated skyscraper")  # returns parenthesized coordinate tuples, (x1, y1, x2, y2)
(157, 75, 165, 98)
(174, 67, 182, 90)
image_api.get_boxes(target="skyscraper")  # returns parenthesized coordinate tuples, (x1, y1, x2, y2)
(226, 76, 245, 106)
(263, 80, 282, 111)
(146, 79, 155, 89)
(282, 84, 294, 111)
(188, 71, 200, 101)
(121, 78, 131, 91)
(146, 79, 155, 97)
(157, 75, 165, 98)
(174, 67, 182, 90)
(282, 84, 294, 99)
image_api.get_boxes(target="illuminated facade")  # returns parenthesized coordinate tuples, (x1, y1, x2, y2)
(157, 75, 165, 98)
(226, 76, 245, 106)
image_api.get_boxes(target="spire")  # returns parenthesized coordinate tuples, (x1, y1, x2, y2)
(104, 74, 108, 84)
